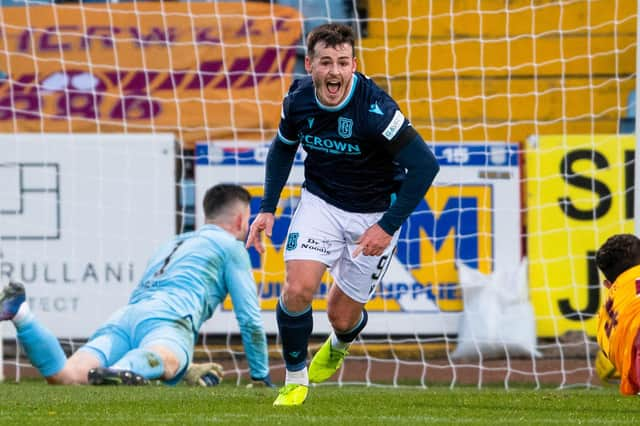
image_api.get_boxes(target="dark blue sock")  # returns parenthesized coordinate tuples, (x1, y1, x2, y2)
(276, 298, 313, 372)
(336, 309, 368, 343)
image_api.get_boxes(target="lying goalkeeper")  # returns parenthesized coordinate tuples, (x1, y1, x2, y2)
(595, 233, 640, 395)
(0, 184, 272, 388)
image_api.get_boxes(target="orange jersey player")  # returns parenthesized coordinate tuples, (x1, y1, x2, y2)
(596, 233, 640, 395)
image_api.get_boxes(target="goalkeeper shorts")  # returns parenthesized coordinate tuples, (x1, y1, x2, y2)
(78, 299, 194, 385)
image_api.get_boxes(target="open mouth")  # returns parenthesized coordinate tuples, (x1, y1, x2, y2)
(326, 81, 341, 95)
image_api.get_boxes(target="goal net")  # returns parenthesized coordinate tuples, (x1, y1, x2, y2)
(0, 0, 636, 389)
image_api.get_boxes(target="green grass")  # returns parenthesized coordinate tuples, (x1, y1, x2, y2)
(0, 381, 639, 425)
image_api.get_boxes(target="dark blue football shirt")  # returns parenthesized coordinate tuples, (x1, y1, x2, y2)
(277, 72, 413, 213)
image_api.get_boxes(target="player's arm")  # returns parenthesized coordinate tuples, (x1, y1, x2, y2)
(353, 100, 440, 257)
(354, 129, 438, 257)
(259, 137, 298, 214)
(247, 94, 298, 252)
(259, 89, 300, 214)
(377, 127, 439, 235)
(246, 137, 298, 253)
(225, 245, 272, 386)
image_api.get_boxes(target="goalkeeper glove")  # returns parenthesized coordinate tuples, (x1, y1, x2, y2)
(595, 349, 620, 386)
(246, 374, 275, 388)
(183, 362, 224, 387)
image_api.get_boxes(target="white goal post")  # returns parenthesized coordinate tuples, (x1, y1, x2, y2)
(0, 0, 637, 389)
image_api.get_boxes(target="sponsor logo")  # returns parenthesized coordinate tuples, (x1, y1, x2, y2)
(382, 110, 404, 140)
(301, 134, 360, 155)
(300, 238, 329, 255)
(307, 117, 314, 128)
(337, 116, 353, 138)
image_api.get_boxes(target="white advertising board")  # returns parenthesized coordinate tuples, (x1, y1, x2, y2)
(195, 141, 521, 335)
(0, 133, 176, 337)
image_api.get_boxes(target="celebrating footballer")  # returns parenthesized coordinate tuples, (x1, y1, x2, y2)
(246, 23, 440, 406)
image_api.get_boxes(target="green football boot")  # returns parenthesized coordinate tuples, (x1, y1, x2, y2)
(273, 383, 309, 406)
(309, 336, 349, 383)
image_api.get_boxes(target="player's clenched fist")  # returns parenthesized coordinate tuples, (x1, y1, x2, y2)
(353, 223, 392, 257)
(246, 212, 275, 254)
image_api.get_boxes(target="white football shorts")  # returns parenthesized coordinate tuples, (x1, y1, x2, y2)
(283, 189, 399, 303)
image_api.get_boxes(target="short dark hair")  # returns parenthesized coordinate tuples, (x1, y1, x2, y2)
(202, 184, 251, 220)
(595, 234, 640, 283)
(306, 23, 355, 58)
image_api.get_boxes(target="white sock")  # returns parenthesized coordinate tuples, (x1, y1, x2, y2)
(12, 302, 33, 328)
(330, 332, 350, 351)
(285, 367, 308, 386)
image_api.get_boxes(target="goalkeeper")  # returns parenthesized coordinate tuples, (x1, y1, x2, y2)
(595, 233, 640, 395)
(246, 23, 439, 406)
(0, 184, 272, 387)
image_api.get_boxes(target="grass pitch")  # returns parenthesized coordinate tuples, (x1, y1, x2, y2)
(0, 381, 638, 425)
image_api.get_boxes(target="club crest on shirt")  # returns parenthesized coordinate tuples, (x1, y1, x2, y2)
(337, 116, 353, 138)
(286, 232, 299, 251)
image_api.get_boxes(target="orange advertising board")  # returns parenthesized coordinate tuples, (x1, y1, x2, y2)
(0, 3, 302, 147)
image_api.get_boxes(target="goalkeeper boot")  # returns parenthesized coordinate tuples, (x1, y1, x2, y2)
(273, 383, 308, 406)
(88, 367, 149, 386)
(309, 336, 348, 383)
(0, 282, 26, 321)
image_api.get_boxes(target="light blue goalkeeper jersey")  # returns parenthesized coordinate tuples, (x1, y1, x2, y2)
(128, 224, 268, 379)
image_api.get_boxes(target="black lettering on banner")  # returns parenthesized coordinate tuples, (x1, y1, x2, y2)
(558, 250, 600, 320)
(558, 149, 611, 220)
(625, 149, 634, 220)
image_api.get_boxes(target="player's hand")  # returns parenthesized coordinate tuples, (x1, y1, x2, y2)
(246, 212, 275, 254)
(183, 362, 224, 387)
(246, 375, 275, 389)
(353, 223, 392, 257)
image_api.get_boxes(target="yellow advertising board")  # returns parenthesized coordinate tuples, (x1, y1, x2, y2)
(527, 135, 634, 337)
(0, 3, 301, 147)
